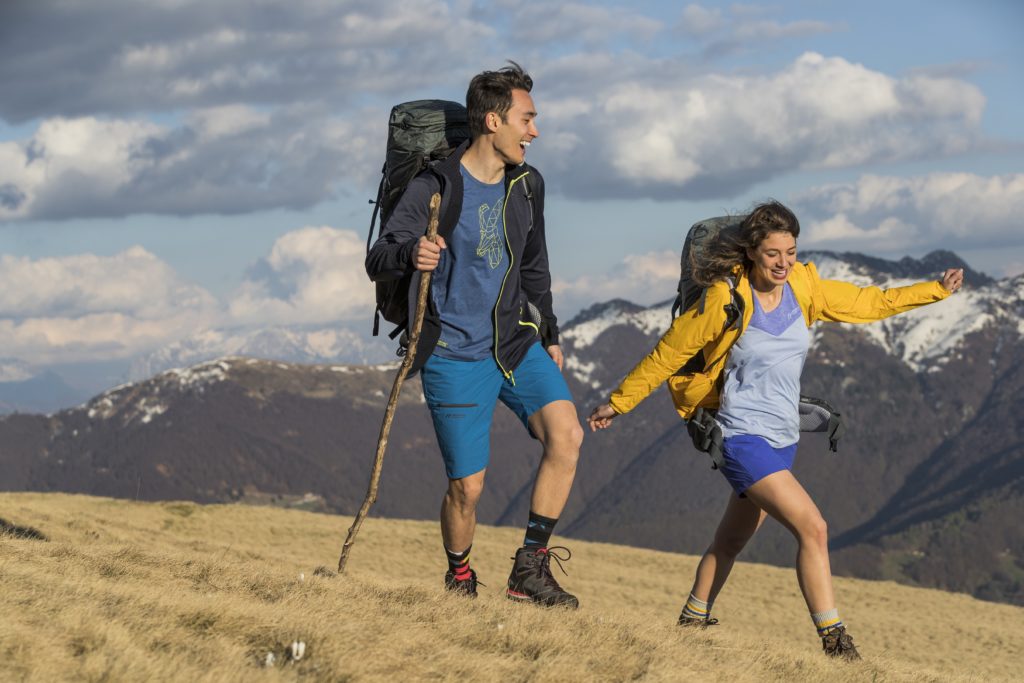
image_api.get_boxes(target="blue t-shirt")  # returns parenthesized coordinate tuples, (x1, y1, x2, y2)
(431, 165, 508, 360)
(716, 283, 809, 448)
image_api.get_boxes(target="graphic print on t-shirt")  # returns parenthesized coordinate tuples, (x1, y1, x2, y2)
(476, 199, 504, 269)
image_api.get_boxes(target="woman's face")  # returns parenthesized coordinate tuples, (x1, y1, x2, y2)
(747, 231, 797, 289)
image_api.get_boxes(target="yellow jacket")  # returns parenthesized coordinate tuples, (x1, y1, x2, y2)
(608, 261, 951, 419)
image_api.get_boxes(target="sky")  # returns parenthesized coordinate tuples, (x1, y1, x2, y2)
(1, 0, 1022, 398)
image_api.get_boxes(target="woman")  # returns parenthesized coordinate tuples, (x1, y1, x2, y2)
(587, 201, 963, 660)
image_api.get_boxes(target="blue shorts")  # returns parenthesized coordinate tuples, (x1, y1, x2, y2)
(420, 342, 574, 480)
(719, 434, 798, 497)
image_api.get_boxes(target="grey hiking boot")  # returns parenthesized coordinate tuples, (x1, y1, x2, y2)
(444, 567, 479, 598)
(821, 626, 861, 660)
(677, 613, 719, 628)
(506, 546, 579, 609)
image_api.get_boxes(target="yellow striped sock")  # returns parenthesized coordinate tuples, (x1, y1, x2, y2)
(681, 593, 710, 620)
(812, 608, 843, 636)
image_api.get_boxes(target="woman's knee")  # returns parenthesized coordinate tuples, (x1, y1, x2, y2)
(797, 514, 828, 548)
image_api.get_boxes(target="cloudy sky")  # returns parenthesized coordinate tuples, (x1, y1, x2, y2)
(1, 0, 1022, 396)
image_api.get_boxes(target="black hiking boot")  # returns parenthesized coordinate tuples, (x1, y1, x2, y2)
(444, 567, 479, 598)
(677, 613, 720, 628)
(821, 626, 861, 660)
(506, 546, 579, 609)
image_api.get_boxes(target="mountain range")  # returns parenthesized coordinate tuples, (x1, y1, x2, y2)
(1, 249, 1021, 605)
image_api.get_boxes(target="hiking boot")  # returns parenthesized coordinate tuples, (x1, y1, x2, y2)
(677, 613, 720, 628)
(821, 626, 861, 660)
(506, 546, 579, 609)
(444, 567, 479, 598)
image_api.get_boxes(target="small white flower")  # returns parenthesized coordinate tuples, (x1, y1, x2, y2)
(289, 640, 306, 661)
(264, 652, 276, 667)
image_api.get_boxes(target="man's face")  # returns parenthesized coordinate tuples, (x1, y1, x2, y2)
(489, 88, 538, 166)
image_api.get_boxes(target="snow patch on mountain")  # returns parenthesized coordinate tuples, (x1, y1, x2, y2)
(131, 326, 393, 380)
(83, 358, 238, 426)
(813, 258, 1004, 371)
(564, 302, 672, 350)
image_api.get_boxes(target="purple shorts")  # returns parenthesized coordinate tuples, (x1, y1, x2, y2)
(719, 434, 797, 497)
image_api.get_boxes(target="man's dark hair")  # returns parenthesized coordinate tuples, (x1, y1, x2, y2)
(466, 61, 533, 138)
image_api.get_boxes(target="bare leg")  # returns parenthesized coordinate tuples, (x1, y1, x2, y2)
(689, 494, 768, 604)
(440, 469, 486, 552)
(744, 470, 835, 613)
(526, 400, 584, 519)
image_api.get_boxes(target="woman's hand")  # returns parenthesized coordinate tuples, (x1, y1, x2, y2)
(941, 268, 964, 293)
(587, 404, 618, 432)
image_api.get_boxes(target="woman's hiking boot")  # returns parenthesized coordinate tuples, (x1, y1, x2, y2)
(444, 567, 479, 598)
(821, 626, 861, 660)
(506, 546, 579, 609)
(677, 614, 720, 628)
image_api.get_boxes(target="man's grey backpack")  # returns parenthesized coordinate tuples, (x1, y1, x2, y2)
(366, 99, 470, 339)
(674, 215, 845, 468)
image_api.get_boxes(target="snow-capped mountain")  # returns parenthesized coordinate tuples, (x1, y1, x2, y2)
(128, 325, 396, 381)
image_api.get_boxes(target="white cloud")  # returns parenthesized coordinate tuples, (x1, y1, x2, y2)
(0, 2, 1000, 219)
(0, 247, 218, 365)
(0, 227, 381, 366)
(0, 107, 380, 220)
(794, 172, 1024, 252)
(553, 250, 678, 318)
(0, 0, 493, 122)
(228, 226, 376, 326)
(534, 52, 986, 200)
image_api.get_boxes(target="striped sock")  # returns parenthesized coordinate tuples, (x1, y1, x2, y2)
(681, 593, 711, 621)
(523, 511, 558, 549)
(811, 608, 844, 636)
(445, 545, 472, 581)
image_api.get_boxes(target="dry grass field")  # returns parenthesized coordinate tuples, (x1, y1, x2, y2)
(1, 492, 1021, 682)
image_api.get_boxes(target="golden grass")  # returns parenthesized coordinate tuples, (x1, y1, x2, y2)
(1, 492, 1021, 682)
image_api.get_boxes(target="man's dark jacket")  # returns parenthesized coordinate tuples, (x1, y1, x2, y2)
(365, 141, 559, 376)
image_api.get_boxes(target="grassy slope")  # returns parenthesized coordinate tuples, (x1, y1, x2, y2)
(1, 493, 1021, 682)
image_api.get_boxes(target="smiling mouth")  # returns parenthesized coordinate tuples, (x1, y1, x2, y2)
(520, 140, 531, 149)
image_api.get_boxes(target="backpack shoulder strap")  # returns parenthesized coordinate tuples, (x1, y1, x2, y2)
(366, 172, 386, 254)
(522, 174, 536, 232)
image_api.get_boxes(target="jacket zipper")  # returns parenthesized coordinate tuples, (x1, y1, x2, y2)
(493, 170, 531, 383)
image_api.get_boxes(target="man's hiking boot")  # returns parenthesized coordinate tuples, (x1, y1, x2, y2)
(444, 567, 479, 598)
(677, 613, 720, 628)
(506, 546, 579, 609)
(821, 626, 861, 660)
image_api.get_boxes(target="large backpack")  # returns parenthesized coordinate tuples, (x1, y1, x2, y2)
(366, 100, 470, 338)
(674, 215, 844, 466)
(671, 215, 747, 375)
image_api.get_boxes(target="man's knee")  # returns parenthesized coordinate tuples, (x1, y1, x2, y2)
(554, 419, 585, 452)
(534, 402, 584, 453)
(447, 473, 485, 510)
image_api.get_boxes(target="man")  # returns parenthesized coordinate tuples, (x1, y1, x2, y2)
(365, 62, 583, 607)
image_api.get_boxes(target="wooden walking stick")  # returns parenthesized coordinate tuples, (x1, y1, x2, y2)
(338, 192, 441, 573)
